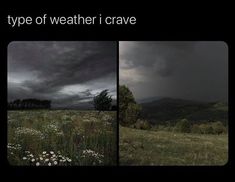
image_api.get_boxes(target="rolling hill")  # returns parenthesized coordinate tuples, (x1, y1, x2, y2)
(140, 98, 228, 125)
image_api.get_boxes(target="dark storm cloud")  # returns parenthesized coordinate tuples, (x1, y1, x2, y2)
(8, 41, 117, 107)
(120, 41, 228, 102)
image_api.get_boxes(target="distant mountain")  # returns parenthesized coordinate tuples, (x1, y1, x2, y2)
(137, 96, 164, 104)
(53, 99, 117, 110)
(140, 97, 228, 125)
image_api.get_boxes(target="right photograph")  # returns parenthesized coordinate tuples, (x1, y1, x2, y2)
(119, 41, 228, 166)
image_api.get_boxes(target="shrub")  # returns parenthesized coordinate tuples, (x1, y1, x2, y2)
(191, 124, 201, 133)
(212, 121, 227, 134)
(175, 119, 191, 133)
(191, 121, 227, 134)
(133, 119, 151, 130)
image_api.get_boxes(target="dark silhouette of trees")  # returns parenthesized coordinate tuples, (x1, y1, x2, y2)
(7, 99, 51, 110)
(119, 85, 141, 126)
(93, 89, 112, 113)
(111, 105, 117, 111)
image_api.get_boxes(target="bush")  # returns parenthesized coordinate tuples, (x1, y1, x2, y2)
(191, 121, 227, 134)
(133, 119, 151, 130)
(212, 121, 227, 134)
(175, 119, 191, 133)
(191, 124, 201, 133)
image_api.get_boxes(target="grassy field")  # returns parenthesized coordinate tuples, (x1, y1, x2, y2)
(120, 126, 228, 166)
(8, 110, 117, 166)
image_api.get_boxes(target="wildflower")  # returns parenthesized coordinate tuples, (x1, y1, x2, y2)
(48, 162, 51, 166)
(42, 151, 46, 154)
(40, 157, 43, 161)
(31, 159, 35, 162)
(50, 151, 54, 155)
(23, 157, 27, 160)
(15, 127, 45, 140)
(36, 162, 40, 166)
(54, 161, 58, 165)
(45, 159, 49, 162)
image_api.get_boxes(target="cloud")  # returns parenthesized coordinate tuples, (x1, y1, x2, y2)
(8, 41, 117, 108)
(120, 41, 228, 102)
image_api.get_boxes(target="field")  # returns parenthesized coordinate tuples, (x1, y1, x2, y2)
(120, 126, 228, 166)
(8, 110, 117, 166)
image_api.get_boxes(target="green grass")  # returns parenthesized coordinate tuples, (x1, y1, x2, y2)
(119, 126, 228, 166)
(8, 110, 117, 166)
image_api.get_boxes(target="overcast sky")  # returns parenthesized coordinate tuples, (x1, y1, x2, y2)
(8, 41, 117, 108)
(120, 41, 228, 102)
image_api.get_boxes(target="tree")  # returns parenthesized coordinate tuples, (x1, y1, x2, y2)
(7, 98, 51, 110)
(119, 85, 141, 126)
(93, 89, 112, 113)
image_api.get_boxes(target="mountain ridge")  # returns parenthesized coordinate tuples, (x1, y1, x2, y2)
(140, 97, 228, 125)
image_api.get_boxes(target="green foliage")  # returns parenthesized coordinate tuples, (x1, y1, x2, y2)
(119, 85, 141, 126)
(212, 121, 227, 134)
(191, 124, 202, 133)
(175, 119, 191, 133)
(93, 89, 112, 112)
(125, 103, 142, 126)
(191, 121, 227, 134)
(132, 119, 151, 130)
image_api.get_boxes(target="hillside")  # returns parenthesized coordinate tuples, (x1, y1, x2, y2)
(120, 126, 228, 165)
(140, 98, 228, 125)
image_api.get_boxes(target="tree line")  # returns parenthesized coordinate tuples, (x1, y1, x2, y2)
(8, 99, 51, 110)
(8, 89, 117, 111)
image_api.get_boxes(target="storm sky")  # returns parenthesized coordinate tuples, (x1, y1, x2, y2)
(8, 41, 117, 108)
(120, 41, 228, 102)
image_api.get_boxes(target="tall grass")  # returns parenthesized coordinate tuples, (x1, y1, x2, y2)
(8, 110, 117, 166)
(120, 126, 228, 166)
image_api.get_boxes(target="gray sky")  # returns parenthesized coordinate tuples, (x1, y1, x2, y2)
(120, 41, 228, 102)
(8, 41, 117, 108)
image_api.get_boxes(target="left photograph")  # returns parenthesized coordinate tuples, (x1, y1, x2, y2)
(7, 41, 117, 166)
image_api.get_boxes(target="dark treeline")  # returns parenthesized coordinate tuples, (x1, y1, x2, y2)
(111, 105, 117, 111)
(8, 99, 51, 110)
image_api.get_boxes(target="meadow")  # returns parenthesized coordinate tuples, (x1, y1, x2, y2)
(8, 110, 117, 166)
(119, 126, 228, 166)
